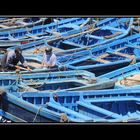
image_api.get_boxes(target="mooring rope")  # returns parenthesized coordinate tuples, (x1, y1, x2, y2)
(60, 113, 69, 122)
(32, 106, 42, 122)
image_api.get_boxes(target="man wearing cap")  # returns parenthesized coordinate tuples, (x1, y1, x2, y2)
(41, 46, 57, 68)
(1, 48, 32, 72)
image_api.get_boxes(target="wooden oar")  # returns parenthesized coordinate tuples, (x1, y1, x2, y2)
(125, 77, 140, 82)
(17, 66, 31, 71)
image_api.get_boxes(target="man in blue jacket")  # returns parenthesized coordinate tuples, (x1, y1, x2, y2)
(1, 47, 32, 72)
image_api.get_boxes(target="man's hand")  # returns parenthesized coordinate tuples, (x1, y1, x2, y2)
(41, 63, 48, 68)
(27, 67, 32, 72)
(15, 65, 21, 69)
(15, 65, 32, 72)
(41, 64, 44, 68)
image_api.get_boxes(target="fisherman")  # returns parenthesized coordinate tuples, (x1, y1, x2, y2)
(41, 46, 57, 69)
(1, 47, 32, 72)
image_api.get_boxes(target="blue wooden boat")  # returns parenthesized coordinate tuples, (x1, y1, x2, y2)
(0, 18, 88, 37)
(56, 33, 140, 76)
(0, 89, 26, 122)
(1, 33, 139, 77)
(3, 17, 133, 52)
(2, 88, 140, 122)
(1, 89, 92, 122)
(0, 70, 116, 92)
(0, 18, 90, 48)
(11, 33, 140, 76)
(47, 18, 134, 52)
(0, 109, 25, 122)
(5, 25, 91, 55)
(0, 18, 48, 32)
(99, 62, 140, 89)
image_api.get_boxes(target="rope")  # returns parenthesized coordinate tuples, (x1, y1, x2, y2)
(57, 48, 93, 78)
(26, 71, 52, 90)
(31, 31, 47, 54)
(32, 106, 42, 122)
(57, 45, 83, 69)
(100, 113, 115, 120)
(18, 84, 35, 98)
(60, 113, 69, 122)
(122, 117, 140, 122)
(120, 70, 128, 85)
(86, 29, 91, 46)
(8, 76, 21, 86)
(27, 79, 46, 89)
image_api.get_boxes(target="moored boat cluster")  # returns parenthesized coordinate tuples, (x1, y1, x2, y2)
(0, 17, 140, 123)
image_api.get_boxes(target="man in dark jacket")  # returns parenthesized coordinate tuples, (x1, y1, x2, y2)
(1, 48, 32, 72)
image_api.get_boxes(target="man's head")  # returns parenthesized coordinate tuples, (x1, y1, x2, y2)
(45, 46, 52, 55)
(15, 48, 22, 57)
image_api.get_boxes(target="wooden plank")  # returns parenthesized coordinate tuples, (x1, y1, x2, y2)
(95, 58, 110, 63)
(0, 24, 9, 29)
(104, 31, 122, 39)
(28, 62, 41, 68)
(115, 46, 128, 52)
(112, 51, 135, 59)
(97, 47, 128, 59)
(16, 21, 28, 26)
(98, 53, 110, 59)
(26, 34, 40, 40)
(63, 28, 94, 40)
(0, 18, 23, 23)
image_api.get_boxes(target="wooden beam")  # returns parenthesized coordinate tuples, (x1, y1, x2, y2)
(0, 24, 9, 29)
(112, 51, 135, 59)
(95, 58, 110, 63)
(98, 53, 110, 59)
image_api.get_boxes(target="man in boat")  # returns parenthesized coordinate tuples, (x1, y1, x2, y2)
(41, 46, 57, 69)
(1, 47, 32, 72)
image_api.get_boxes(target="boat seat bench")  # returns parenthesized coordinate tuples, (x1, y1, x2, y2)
(47, 101, 93, 121)
(77, 101, 123, 119)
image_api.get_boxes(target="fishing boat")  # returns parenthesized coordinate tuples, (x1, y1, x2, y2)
(0, 89, 20, 122)
(0, 109, 24, 122)
(4, 17, 133, 54)
(0, 18, 48, 32)
(99, 62, 140, 89)
(56, 33, 140, 76)
(0, 89, 92, 122)
(1, 88, 140, 122)
(10, 33, 140, 76)
(0, 18, 91, 48)
(1, 33, 140, 77)
(47, 18, 134, 52)
(0, 70, 116, 92)
(5, 24, 92, 55)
